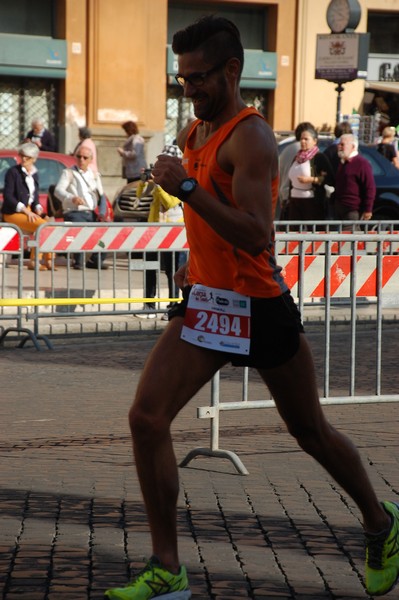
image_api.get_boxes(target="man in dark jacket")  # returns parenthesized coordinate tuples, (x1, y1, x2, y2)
(334, 133, 376, 228)
(25, 118, 57, 152)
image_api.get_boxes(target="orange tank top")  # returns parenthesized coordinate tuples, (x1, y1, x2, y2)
(183, 107, 287, 298)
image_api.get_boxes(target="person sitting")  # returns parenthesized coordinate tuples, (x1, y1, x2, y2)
(54, 148, 108, 270)
(2, 142, 54, 270)
(376, 126, 399, 169)
(24, 118, 57, 152)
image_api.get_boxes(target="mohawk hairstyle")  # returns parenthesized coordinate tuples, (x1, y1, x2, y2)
(172, 15, 244, 77)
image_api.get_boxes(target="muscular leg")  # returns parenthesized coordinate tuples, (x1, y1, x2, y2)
(129, 316, 227, 572)
(258, 333, 390, 534)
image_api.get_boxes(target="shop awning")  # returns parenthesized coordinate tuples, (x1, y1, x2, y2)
(365, 81, 399, 94)
(0, 34, 67, 79)
(167, 46, 277, 90)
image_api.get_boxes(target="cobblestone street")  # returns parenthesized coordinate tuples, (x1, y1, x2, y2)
(0, 325, 399, 599)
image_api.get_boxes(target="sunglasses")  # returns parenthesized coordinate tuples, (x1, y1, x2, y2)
(175, 60, 227, 87)
(76, 154, 91, 160)
(19, 154, 34, 159)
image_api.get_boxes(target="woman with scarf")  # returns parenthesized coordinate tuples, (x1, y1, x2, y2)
(287, 126, 334, 226)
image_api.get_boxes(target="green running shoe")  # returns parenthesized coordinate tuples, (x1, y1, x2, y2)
(104, 556, 191, 600)
(366, 501, 399, 596)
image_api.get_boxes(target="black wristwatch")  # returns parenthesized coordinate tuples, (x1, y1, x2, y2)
(178, 177, 198, 202)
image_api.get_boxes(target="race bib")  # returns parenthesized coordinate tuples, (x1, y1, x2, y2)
(181, 284, 251, 355)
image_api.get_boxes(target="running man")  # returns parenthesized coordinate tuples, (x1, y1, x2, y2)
(105, 15, 399, 600)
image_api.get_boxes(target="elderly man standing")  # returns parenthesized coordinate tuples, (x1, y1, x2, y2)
(334, 134, 376, 228)
(54, 147, 108, 269)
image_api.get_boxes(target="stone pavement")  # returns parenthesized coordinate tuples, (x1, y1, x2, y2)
(1, 326, 399, 600)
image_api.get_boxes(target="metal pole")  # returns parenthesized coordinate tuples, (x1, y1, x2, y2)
(335, 82, 345, 124)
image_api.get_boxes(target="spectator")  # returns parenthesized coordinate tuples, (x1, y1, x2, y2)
(135, 144, 186, 319)
(287, 125, 334, 226)
(278, 121, 314, 218)
(334, 133, 376, 229)
(160, 191, 187, 320)
(54, 147, 108, 270)
(2, 142, 54, 270)
(24, 117, 57, 152)
(323, 121, 353, 175)
(72, 127, 98, 173)
(376, 126, 399, 169)
(117, 120, 147, 183)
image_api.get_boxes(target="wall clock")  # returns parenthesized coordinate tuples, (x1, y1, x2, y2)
(326, 0, 361, 34)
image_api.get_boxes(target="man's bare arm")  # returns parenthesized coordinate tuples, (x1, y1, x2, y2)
(153, 117, 277, 256)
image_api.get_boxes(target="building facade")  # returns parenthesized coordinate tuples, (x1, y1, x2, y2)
(295, 0, 399, 137)
(0, 0, 296, 193)
(0, 0, 398, 195)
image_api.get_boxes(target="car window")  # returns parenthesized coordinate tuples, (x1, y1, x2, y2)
(36, 158, 65, 193)
(0, 157, 17, 189)
(359, 149, 385, 177)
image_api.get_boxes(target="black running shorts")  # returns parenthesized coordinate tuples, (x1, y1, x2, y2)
(168, 287, 304, 369)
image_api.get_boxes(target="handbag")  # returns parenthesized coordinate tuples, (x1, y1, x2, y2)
(47, 185, 64, 219)
(96, 192, 108, 220)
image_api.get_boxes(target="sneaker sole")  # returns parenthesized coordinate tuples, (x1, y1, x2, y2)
(105, 591, 191, 600)
(153, 592, 191, 600)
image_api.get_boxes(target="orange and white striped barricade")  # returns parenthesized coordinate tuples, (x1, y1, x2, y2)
(181, 232, 399, 474)
(275, 233, 399, 301)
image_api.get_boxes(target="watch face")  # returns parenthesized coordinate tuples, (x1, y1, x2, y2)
(181, 179, 195, 192)
(327, 0, 350, 33)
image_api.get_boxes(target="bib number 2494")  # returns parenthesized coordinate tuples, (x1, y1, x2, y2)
(181, 285, 251, 355)
(194, 310, 242, 336)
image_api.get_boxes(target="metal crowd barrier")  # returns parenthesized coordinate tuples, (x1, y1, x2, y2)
(2, 221, 399, 473)
(275, 219, 399, 234)
(0, 223, 53, 350)
(180, 226, 399, 475)
(0, 222, 189, 345)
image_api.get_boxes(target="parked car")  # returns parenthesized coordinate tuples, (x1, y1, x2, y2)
(112, 181, 153, 222)
(0, 149, 113, 221)
(277, 138, 399, 222)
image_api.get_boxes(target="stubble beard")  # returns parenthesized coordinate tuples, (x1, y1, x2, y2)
(191, 76, 229, 122)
